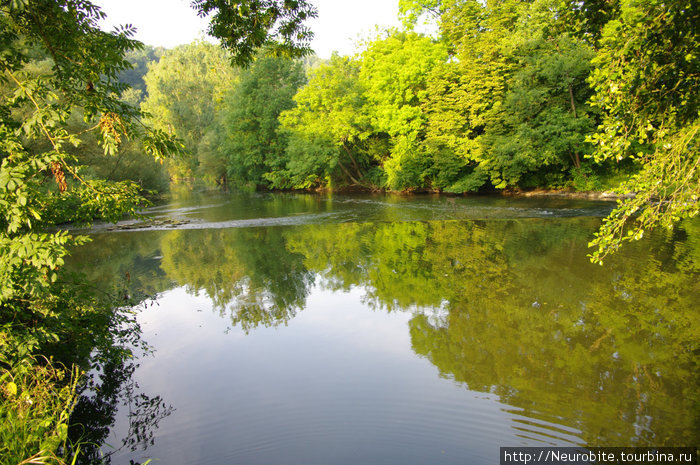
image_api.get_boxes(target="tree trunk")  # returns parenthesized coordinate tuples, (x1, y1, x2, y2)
(337, 158, 360, 185)
(568, 84, 581, 169)
(342, 140, 364, 180)
(569, 151, 581, 169)
(568, 84, 578, 119)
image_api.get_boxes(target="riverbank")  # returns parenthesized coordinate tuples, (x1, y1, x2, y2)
(292, 183, 631, 201)
(505, 188, 633, 200)
(170, 180, 632, 201)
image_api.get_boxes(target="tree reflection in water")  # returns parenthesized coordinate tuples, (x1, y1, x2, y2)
(63, 293, 174, 464)
(73, 217, 700, 449)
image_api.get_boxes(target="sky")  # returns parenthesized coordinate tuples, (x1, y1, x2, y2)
(92, 0, 404, 58)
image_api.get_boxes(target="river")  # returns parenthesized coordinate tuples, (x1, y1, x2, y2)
(65, 189, 700, 464)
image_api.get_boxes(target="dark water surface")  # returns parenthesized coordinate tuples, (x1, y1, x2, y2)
(66, 190, 700, 464)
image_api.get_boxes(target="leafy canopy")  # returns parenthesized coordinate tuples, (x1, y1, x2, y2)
(192, 0, 318, 66)
(221, 56, 306, 188)
(278, 54, 372, 188)
(141, 41, 238, 180)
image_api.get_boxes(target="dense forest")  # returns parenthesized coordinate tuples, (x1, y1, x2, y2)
(0, 0, 698, 463)
(139, 9, 605, 193)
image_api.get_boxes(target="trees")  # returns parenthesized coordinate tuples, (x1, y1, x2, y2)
(278, 54, 373, 188)
(482, 0, 597, 189)
(359, 31, 448, 190)
(141, 41, 237, 180)
(0, 0, 180, 307)
(0, 0, 319, 461)
(405, 0, 598, 191)
(117, 45, 165, 103)
(221, 56, 305, 188)
(0, 1, 184, 460)
(414, 0, 521, 193)
(400, 0, 699, 261)
(0, 0, 320, 339)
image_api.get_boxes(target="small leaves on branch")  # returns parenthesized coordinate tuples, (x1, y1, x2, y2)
(0, 0, 182, 302)
(191, 0, 318, 66)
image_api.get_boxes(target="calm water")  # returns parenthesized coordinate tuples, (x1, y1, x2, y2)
(66, 189, 700, 464)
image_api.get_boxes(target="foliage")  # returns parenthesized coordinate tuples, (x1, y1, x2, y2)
(141, 41, 237, 180)
(419, 59, 492, 192)
(278, 54, 373, 188)
(195, 124, 230, 185)
(409, 0, 599, 191)
(0, 0, 182, 461)
(117, 45, 165, 102)
(0, 0, 183, 302)
(394, 0, 700, 259)
(585, 0, 700, 263)
(190, 0, 696, 268)
(482, 2, 596, 188)
(192, 0, 318, 67)
(76, 138, 170, 194)
(0, 356, 79, 465)
(359, 30, 448, 190)
(221, 56, 305, 188)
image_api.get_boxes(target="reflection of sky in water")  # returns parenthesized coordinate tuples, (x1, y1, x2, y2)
(69, 192, 698, 462)
(108, 285, 580, 465)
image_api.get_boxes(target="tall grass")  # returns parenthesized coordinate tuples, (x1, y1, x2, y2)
(0, 356, 80, 465)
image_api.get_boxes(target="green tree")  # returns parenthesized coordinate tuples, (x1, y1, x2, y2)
(419, 59, 494, 192)
(482, 0, 597, 189)
(221, 56, 305, 188)
(404, 0, 522, 192)
(117, 45, 165, 102)
(359, 30, 448, 190)
(141, 41, 237, 180)
(278, 54, 374, 188)
(406, 0, 599, 192)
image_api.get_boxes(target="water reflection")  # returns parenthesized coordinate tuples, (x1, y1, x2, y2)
(160, 228, 313, 332)
(55, 290, 175, 465)
(68, 199, 700, 459)
(70, 350, 174, 464)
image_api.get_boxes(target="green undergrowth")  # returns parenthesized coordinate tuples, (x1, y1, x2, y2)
(0, 354, 79, 465)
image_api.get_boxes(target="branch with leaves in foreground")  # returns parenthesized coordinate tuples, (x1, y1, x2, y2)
(585, 0, 700, 263)
(589, 119, 700, 264)
(0, 0, 184, 303)
(192, 0, 318, 66)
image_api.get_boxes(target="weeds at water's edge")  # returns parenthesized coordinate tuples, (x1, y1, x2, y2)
(0, 355, 80, 465)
